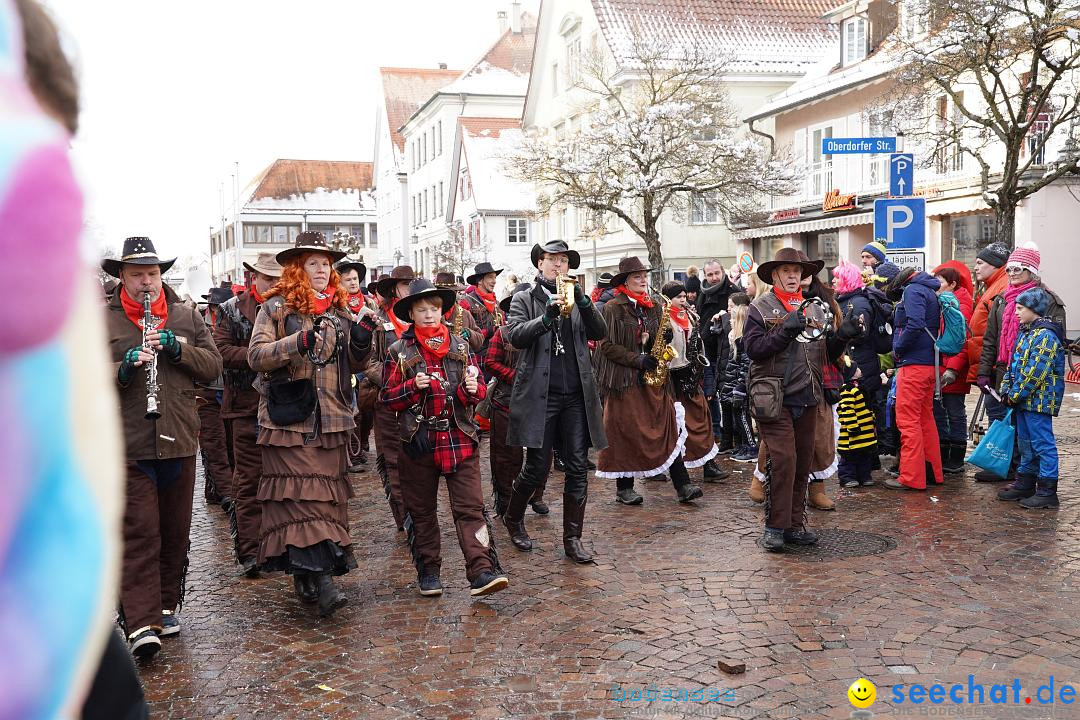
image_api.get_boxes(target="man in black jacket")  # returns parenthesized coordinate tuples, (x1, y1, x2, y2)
(696, 259, 738, 449)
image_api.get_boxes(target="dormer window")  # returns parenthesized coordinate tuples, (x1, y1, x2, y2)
(842, 16, 868, 66)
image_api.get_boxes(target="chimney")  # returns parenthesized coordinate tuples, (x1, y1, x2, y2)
(438, 62, 447, 70)
(511, 1, 522, 33)
(497, 10, 509, 35)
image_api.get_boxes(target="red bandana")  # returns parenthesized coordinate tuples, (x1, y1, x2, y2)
(251, 286, 266, 305)
(772, 287, 805, 312)
(616, 286, 654, 308)
(311, 285, 337, 315)
(388, 297, 410, 338)
(473, 286, 497, 315)
(120, 286, 169, 331)
(347, 291, 365, 313)
(668, 305, 690, 330)
(413, 322, 451, 359)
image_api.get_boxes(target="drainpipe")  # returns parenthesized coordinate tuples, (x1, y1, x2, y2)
(748, 118, 775, 155)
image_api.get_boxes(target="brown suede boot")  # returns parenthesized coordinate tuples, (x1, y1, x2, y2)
(808, 481, 835, 511)
(748, 476, 765, 504)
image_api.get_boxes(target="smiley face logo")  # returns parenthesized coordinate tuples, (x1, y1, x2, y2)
(848, 678, 876, 708)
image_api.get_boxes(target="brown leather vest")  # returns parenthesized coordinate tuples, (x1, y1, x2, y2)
(749, 292, 825, 402)
(386, 335, 478, 442)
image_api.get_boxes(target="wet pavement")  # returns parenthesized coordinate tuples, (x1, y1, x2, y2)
(141, 394, 1080, 719)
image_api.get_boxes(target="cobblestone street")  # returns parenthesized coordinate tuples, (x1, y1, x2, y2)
(142, 395, 1080, 719)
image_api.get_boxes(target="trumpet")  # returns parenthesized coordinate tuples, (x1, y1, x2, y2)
(555, 274, 576, 318)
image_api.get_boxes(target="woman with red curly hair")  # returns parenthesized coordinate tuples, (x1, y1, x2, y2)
(247, 232, 377, 617)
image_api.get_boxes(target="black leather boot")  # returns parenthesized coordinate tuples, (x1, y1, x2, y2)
(314, 574, 347, 617)
(941, 443, 963, 474)
(670, 459, 702, 502)
(293, 572, 317, 604)
(502, 483, 534, 551)
(563, 493, 594, 563)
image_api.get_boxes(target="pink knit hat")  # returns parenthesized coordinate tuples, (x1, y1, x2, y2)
(1006, 241, 1040, 274)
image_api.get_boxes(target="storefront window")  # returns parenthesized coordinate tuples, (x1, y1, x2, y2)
(950, 213, 995, 267)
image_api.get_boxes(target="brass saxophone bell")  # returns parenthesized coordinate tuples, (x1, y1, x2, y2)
(555, 274, 576, 317)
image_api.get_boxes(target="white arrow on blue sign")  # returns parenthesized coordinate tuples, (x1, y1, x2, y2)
(889, 154, 914, 197)
(874, 198, 926, 249)
(821, 137, 897, 155)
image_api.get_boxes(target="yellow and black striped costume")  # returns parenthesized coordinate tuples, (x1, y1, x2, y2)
(837, 385, 876, 451)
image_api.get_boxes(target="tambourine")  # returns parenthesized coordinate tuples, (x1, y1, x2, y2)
(794, 297, 834, 343)
(308, 313, 345, 366)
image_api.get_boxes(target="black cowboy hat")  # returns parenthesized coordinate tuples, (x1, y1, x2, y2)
(756, 247, 824, 282)
(610, 256, 654, 287)
(367, 274, 387, 296)
(201, 287, 234, 305)
(275, 230, 346, 266)
(433, 271, 465, 291)
(500, 282, 532, 314)
(466, 261, 503, 286)
(334, 257, 367, 279)
(391, 278, 458, 322)
(530, 240, 580, 270)
(101, 236, 177, 278)
(376, 265, 417, 298)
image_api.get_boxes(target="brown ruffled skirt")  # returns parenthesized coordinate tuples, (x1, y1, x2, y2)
(680, 390, 719, 468)
(596, 384, 686, 479)
(257, 429, 357, 575)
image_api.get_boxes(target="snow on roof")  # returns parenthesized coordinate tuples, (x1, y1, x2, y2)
(243, 159, 373, 211)
(744, 52, 896, 122)
(459, 118, 534, 213)
(379, 67, 461, 152)
(434, 16, 537, 97)
(591, 0, 837, 75)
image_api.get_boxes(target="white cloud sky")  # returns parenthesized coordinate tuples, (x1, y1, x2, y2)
(42, 0, 538, 261)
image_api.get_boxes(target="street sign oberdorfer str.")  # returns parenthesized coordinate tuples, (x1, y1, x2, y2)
(874, 198, 926, 249)
(889, 154, 914, 197)
(821, 137, 897, 155)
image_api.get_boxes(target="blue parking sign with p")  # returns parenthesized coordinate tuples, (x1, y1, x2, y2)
(889, 154, 913, 197)
(874, 198, 926, 249)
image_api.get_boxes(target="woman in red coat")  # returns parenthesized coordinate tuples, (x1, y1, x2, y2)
(931, 261, 974, 473)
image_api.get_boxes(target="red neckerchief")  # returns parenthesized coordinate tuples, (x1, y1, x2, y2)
(413, 322, 450, 359)
(311, 285, 337, 315)
(346, 291, 365, 313)
(473, 286, 497, 314)
(668, 305, 690, 330)
(616, 286, 654, 308)
(120, 286, 168, 330)
(207, 308, 217, 325)
(772, 287, 805, 312)
(251, 286, 266, 305)
(388, 297, 410, 338)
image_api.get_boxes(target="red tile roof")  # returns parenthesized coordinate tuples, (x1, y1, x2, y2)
(591, 0, 836, 73)
(379, 67, 461, 152)
(459, 117, 522, 139)
(249, 159, 373, 201)
(469, 12, 537, 77)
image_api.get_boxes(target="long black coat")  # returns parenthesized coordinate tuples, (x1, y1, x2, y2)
(504, 282, 608, 449)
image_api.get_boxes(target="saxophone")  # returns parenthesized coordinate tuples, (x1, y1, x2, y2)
(555, 274, 576, 317)
(643, 292, 678, 388)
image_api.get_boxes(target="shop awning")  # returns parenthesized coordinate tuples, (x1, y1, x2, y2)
(734, 210, 873, 240)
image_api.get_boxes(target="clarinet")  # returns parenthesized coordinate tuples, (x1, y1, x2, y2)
(142, 293, 162, 420)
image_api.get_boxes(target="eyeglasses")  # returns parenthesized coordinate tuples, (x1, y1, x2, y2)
(1005, 266, 1026, 275)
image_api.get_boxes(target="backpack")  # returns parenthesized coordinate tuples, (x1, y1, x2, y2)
(932, 291, 967, 356)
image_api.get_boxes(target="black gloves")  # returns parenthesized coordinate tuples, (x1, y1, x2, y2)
(350, 316, 375, 350)
(543, 297, 561, 325)
(573, 282, 586, 305)
(836, 316, 861, 341)
(297, 329, 318, 356)
(118, 346, 142, 384)
(158, 329, 181, 361)
(781, 310, 806, 338)
(637, 354, 659, 372)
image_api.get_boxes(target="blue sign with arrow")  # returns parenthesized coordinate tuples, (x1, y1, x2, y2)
(874, 198, 926, 249)
(889, 154, 914, 197)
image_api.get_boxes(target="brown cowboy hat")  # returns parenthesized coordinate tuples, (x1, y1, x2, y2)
(243, 252, 283, 278)
(610, 256, 654, 287)
(101, 236, 177, 278)
(391, 278, 458, 322)
(466, 261, 503, 286)
(756, 247, 824, 282)
(376, 265, 416, 298)
(500, 282, 532, 314)
(275, 231, 346, 265)
(530, 240, 581, 270)
(434, 271, 465, 291)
